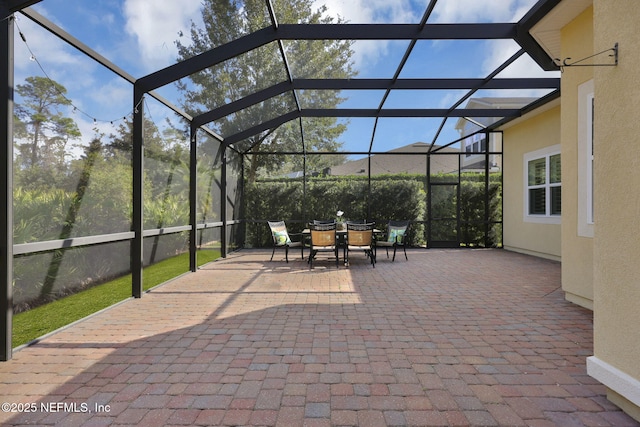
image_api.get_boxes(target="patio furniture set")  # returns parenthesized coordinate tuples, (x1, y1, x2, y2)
(267, 220, 410, 268)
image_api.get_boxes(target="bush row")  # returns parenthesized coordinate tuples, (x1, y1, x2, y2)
(243, 172, 502, 248)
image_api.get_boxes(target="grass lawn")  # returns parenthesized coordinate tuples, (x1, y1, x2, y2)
(12, 249, 220, 348)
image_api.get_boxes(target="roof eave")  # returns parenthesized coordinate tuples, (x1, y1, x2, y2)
(529, 0, 593, 62)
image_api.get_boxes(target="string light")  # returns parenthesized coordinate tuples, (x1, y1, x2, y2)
(13, 16, 183, 149)
(14, 17, 136, 127)
(143, 99, 165, 138)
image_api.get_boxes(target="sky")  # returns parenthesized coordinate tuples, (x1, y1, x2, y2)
(11, 0, 559, 157)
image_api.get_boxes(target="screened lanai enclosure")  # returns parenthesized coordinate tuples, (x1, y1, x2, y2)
(1, 0, 562, 360)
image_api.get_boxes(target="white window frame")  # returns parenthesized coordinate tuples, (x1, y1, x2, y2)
(523, 144, 561, 224)
(587, 93, 594, 224)
(578, 80, 595, 237)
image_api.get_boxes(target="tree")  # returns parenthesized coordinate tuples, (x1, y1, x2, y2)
(175, 0, 356, 181)
(14, 76, 81, 181)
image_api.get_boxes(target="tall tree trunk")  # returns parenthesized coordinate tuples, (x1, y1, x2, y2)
(30, 122, 41, 167)
(40, 140, 101, 300)
(248, 154, 259, 184)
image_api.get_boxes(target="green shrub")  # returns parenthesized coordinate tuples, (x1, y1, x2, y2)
(244, 175, 426, 247)
(244, 172, 501, 248)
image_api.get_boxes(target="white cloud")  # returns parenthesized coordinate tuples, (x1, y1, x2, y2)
(317, 0, 419, 23)
(480, 39, 560, 98)
(431, 0, 537, 23)
(85, 78, 132, 117)
(314, 0, 422, 70)
(13, 16, 90, 82)
(426, 0, 541, 82)
(482, 39, 523, 74)
(123, 0, 202, 71)
(435, 1, 560, 89)
(312, 0, 541, 74)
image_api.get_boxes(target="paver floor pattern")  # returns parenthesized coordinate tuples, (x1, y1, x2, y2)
(0, 249, 638, 426)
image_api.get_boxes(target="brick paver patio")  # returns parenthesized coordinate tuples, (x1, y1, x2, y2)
(1, 249, 638, 426)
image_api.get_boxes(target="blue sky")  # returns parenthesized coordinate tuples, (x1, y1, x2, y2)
(12, 0, 558, 157)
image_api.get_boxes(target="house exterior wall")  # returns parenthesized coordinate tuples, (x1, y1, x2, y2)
(587, 0, 640, 419)
(560, 7, 595, 310)
(502, 104, 561, 261)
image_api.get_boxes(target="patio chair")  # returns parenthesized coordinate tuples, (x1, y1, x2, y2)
(312, 219, 336, 225)
(376, 220, 409, 261)
(267, 221, 305, 263)
(346, 222, 376, 267)
(308, 222, 339, 269)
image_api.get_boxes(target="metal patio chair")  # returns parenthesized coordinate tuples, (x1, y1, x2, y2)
(346, 222, 376, 267)
(308, 222, 339, 269)
(376, 220, 410, 261)
(267, 221, 304, 263)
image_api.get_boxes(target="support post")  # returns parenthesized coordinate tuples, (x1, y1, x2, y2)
(426, 153, 431, 246)
(131, 86, 144, 298)
(1, 8, 14, 361)
(189, 124, 197, 272)
(367, 155, 372, 220)
(220, 147, 227, 258)
(302, 154, 307, 220)
(484, 132, 491, 248)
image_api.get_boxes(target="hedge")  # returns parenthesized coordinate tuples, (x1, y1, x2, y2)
(243, 172, 502, 248)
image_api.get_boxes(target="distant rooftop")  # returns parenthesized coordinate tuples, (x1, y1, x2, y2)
(328, 143, 460, 176)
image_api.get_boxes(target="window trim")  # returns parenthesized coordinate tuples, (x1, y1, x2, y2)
(578, 79, 595, 237)
(587, 93, 594, 224)
(523, 144, 561, 224)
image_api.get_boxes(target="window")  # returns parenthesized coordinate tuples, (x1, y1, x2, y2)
(524, 145, 561, 223)
(578, 80, 594, 237)
(587, 93, 594, 224)
(464, 133, 487, 157)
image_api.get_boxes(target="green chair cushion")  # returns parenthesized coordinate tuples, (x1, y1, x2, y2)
(388, 227, 406, 244)
(273, 229, 291, 245)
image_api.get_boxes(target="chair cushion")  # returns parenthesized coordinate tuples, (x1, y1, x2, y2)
(273, 229, 291, 245)
(314, 245, 335, 250)
(388, 227, 406, 244)
(347, 244, 372, 250)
